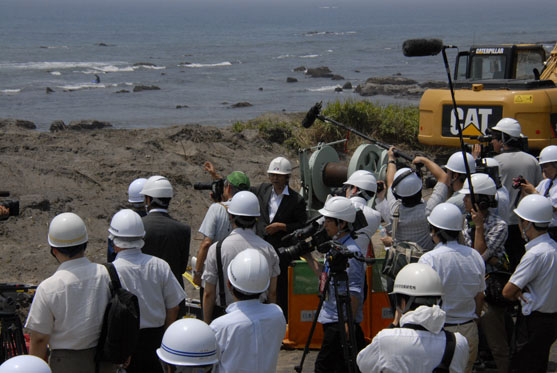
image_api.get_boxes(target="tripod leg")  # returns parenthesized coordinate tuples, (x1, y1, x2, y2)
(333, 273, 359, 373)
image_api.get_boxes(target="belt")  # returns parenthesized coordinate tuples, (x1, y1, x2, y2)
(444, 319, 474, 327)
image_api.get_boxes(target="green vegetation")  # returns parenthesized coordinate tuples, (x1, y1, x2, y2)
(231, 99, 422, 153)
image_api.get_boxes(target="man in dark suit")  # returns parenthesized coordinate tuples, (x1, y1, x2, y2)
(252, 157, 307, 319)
(140, 175, 190, 316)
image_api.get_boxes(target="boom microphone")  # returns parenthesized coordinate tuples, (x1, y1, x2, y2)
(302, 102, 322, 128)
(402, 38, 444, 57)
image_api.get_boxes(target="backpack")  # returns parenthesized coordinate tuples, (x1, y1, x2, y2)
(381, 204, 424, 280)
(96, 263, 141, 364)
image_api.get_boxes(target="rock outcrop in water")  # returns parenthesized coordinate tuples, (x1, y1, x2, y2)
(355, 76, 446, 98)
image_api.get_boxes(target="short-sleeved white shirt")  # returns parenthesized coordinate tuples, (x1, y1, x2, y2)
(536, 178, 557, 227)
(198, 202, 231, 242)
(419, 241, 486, 323)
(202, 228, 280, 307)
(350, 196, 381, 256)
(210, 299, 286, 373)
(113, 249, 186, 328)
(25, 257, 111, 350)
(509, 233, 557, 313)
(491, 186, 510, 224)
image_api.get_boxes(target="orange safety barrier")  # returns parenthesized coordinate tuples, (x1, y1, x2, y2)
(283, 259, 394, 349)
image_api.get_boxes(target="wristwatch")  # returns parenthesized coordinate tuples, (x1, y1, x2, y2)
(388, 160, 396, 165)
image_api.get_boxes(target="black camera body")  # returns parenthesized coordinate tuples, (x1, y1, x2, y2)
(0, 191, 19, 220)
(512, 175, 526, 189)
(475, 158, 502, 189)
(193, 179, 225, 202)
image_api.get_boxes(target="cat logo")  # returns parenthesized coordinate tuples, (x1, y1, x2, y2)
(442, 105, 503, 137)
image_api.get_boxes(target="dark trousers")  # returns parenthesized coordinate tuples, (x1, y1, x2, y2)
(315, 322, 365, 373)
(511, 311, 557, 373)
(127, 326, 165, 373)
(505, 225, 525, 272)
(276, 260, 289, 321)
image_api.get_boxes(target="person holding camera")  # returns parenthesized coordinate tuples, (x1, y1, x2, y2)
(303, 196, 366, 373)
(210, 249, 286, 373)
(193, 168, 250, 306)
(518, 145, 557, 241)
(201, 191, 280, 323)
(445, 151, 477, 214)
(459, 173, 510, 373)
(490, 118, 542, 270)
(502, 194, 557, 373)
(419, 203, 485, 373)
(356, 263, 469, 373)
(0, 205, 8, 219)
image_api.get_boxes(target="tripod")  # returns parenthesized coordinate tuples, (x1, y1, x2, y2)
(295, 248, 374, 373)
(0, 284, 36, 363)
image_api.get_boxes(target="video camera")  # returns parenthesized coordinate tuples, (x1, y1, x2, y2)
(0, 283, 36, 316)
(278, 209, 368, 263)
(512, 175, 526, 190)
(475, 158, 502, 188)
(193, 179, 225, 202)
(0, 191, 19, 220)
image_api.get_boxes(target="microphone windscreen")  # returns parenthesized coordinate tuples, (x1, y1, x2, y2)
(302, 102, 322, 128)
(402, 38, 444, 57)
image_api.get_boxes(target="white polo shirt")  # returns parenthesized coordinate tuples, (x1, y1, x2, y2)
(210, 299, 286, 373)
(536, 178, 557, 227)
(419, 241, 485, 323)
(25, 257, 111, 350)
(350, 196, 381, 256)
(113, 248, 186, 328)
(509, 233, 557, 313)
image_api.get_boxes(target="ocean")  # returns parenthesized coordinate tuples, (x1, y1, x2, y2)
(1, 0, 556, 131)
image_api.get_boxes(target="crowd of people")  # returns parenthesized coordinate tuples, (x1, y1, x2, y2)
(1, 117, 556, 373)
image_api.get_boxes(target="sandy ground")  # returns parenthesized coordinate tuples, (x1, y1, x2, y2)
(2, 121, 557, 372)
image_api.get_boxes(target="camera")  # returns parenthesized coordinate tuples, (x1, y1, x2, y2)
(512, 175, 526, 189)
(0, 192, 19, 220)
(193, 179, 225, 202)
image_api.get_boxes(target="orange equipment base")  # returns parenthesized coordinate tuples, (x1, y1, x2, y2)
(283, 260, 393, 349)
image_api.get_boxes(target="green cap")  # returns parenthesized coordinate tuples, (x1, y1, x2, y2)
(227, 171, 250, 190)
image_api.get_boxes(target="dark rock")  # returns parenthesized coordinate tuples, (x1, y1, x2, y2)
(286, 77, 298, 83)
(133, 62, 157, 67)
(419, 81, 447, 89)
(342, 82, 352, 90)
(230, 102, 253, 108)
(364, 76, 417, 85)
(305, 66, 333, 78)
(335, 87, 343, 92)
(331, 75, 344, 81)
(176, 105, 189, 109)
(28, 199, 51, 211)
(258, 87, 263, 91)
(67, 120, 112, 130)
(114, 89, 130, 94)
(293, 66, 306, 72)
(46, 87, 55, 94)
(97, 43, 108, 47)
(354, 75, 429, 98)
(133, 85, 161, 92)
(0, 119, 36, 130)
(355, 70, 360, 73)
(161, 72, 166, 76)
(49, 120, 67, 132)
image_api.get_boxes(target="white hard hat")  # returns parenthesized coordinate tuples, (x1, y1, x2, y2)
(140, 175, 173, 198)
(459, 173, 497, 196)
(267, 157, 292, 175)
(514, 194, 553, 224)
(393, 263, 443, 297)
(491, 117, 524, 138)
(484, 157, 500, 171)
(227, 191, 260, 217)
(392, 168, 422, 197)
(538, 145, 557, 165)
(109, 209, 145, 238)
(343, 170, 378, 193)
(227, 248, 270, 294)
(128, 178, 147, 203)
(427, 203, 463, 231)
(48, 212, 88, 248)
(319, 196, 356, 223)
(446, 152, 476, 174)
(0, 355, 52, 373)
(157, 318, 219, 367)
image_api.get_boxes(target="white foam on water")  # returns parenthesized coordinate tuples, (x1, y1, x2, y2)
(300, 54, 320, 59)
(50, 71, 62, 76)
(1, 89, 21, 94)
(307, 85, 341, 92)
(179, 61, 232, 68)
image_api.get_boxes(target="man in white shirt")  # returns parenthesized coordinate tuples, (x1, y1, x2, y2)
(25, 213, 113, 373)
(109, 209, 186, 373)
(210, 249, 286, 373)
(202, 191, 280, 323)
(357, 263, 468, 373)
(419, 203, 485, 373)
(503, 194, 557, 373)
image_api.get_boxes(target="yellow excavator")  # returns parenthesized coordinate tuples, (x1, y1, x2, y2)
(418, 42, 557, 151)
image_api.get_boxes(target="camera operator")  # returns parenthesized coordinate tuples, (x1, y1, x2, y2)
(342, 170, 381, 257)
(302, 196, 366, 373)
(445, 151, 477, 214)
(517, 145, 557, 241)
(490, 118, 542, 270)
(193, 166, 250, 296)
(0, 191, 19, 221)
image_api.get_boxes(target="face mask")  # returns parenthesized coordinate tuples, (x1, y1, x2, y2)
(521, 221, 532, 242)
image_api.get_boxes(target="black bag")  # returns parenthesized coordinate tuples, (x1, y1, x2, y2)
(485, 270, 517, 307)
(96, 263, 141, 364)
(381, 204, 424, 280)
